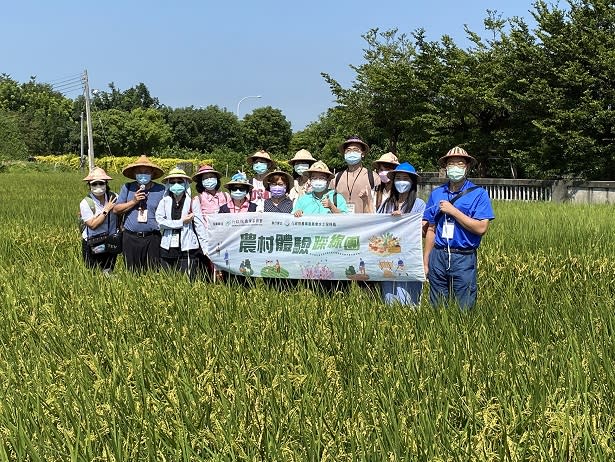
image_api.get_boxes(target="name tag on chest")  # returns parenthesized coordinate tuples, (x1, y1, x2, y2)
(442, 220, 455, 239)
(170, 231, 180, 248)
(137, 209, 148, 223)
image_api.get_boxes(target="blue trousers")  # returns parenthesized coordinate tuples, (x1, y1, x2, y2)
(428, 247, 477, 309)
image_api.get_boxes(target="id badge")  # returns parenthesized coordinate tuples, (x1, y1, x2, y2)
(347, 202, 356, 214)
(137, 209, 148, 223)
(442, 219, 455, 239)
(170, 232, 180, 248)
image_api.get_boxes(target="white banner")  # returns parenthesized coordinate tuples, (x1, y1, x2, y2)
(205, 212, 425, 282)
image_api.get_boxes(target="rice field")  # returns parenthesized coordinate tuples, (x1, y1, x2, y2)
(0, 171, 614, 461)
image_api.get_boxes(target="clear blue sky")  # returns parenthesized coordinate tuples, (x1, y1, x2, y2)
(2, 0, 538, 131)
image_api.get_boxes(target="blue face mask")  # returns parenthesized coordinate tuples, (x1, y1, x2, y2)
(394, 180, 411, 193)
(252, 162, 268, 175)
(169, 183, 185, 196)
(230, 189, 248, 200)
(344, 151, 362, 166)
(446, 166, 466, 182)
(136, 173, 152, 185)
(201, 178, 218, 190)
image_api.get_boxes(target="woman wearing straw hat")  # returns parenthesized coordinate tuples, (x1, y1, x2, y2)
(371, 152, 400, 213)
(79, 167, 119, 273)
(423, 146, 495, 309)
(247, 149, 275, 211)
(219, 172, 257, 213)
(377, 162, 426, 306)
(292, 161, 348, 216)
(288, 149, 317, 202)
(192, 164, 231, 216)
(113, 155, 166, 272)
(262, 170, 294, 213)
(155, 167, 207, 279)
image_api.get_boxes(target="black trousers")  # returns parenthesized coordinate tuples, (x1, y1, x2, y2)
(82, 240, 117, 272)
(160, 249, 200, 280)
(122, 231, 161, 272)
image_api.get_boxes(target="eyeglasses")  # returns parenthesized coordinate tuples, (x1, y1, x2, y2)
(446, 160, 467, 167)
(90, 181, 106, 186)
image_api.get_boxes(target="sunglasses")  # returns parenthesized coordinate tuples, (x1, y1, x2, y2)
(230, 188, 248, 193)
(90, 181, 106, 186)
(168, 180, 185, 184)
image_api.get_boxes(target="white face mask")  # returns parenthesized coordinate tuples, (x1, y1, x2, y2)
(91, 185, 106, 196)
(294, 163, 309, 176)
(201, 178, 218, 190)
(311, 179, 328, 192)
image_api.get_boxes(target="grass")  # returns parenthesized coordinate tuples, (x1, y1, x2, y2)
(0, 172, 614, 460)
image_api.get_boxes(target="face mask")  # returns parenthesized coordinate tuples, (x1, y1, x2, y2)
(169, 183, 185, 196)
(201, 178, 218, 190)
(136, 173, 152, 185)
(294, 163, 309, 176)
(311, 179, 328, 193)
(446, 166, 466, 182)
(378, 171, 390, 183)
(91, 185, 106, 196)
(252, 162, 268, 175)
(230, 189, 247, 200)
(344, 151, 362, 165)
(394, 180, 411, 193)
(269, 185, 286, 197)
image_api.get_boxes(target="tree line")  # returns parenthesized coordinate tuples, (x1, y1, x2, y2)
(1, 0, 614, 179)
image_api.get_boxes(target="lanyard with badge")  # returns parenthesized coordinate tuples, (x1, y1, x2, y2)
(435, 184, 481, 240)
(345, 167, 364, 214)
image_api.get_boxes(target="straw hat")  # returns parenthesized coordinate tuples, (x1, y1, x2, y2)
(438, 146, 477, 168)
(163, 167, 192, 183)
(122, 155, 164, 180)
(82, 167, 112, 182)
(372, 152, 400, 169)
(305, 161, 335, 180)
(224, 171, 254, 191)
(247, 149, 276, 165)
(338, 136, 369, 154)
(192, 164, 222, 181)
(387, 162, 419, 181)
(288, 149, 317, 165)
(263, 170, 293, 190)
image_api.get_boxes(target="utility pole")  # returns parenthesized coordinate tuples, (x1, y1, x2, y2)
(82, 70, 95, 171)
(80, 112, 85, 171)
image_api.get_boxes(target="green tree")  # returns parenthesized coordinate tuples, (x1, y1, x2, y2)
(241, 106, 292, 155)
(166, 105, 243, 152)
(0, 110, 28, 160)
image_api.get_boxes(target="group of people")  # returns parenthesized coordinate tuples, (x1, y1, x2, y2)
(79, 136, 494, 309)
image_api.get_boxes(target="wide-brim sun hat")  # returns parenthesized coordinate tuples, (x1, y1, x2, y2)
(224, 171, 254, 191)
(192, 164, 222, 181)
(163, 167, 192, 183)
(338, 136, 369, 154)
(247, 149, 276, 166)
(83, 167, 112, 182)
(288, 149, 317, 165)
(372, 152, 400, 169)
(122, 155, 164, 180)
(438, 146, 477, 168)
(262, 170, 293, 191)
(305, 160, 335, 181)
(387, 162, 419, 181)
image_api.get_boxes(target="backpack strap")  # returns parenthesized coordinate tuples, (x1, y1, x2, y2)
(84, 196, 95, 215)
(335, 170, 343, 187)
(367, 169, 375, 189)
(433, 185, 481, 225)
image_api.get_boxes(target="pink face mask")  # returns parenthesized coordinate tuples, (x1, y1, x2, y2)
(378, 171, 390, 183)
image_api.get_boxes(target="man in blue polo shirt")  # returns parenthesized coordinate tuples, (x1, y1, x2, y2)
(423, 146, 495, 309)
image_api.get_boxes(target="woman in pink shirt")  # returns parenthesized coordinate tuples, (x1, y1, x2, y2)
(192, 164, 230, 215)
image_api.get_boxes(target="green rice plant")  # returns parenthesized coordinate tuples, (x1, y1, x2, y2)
(0, 172, 614, 460)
